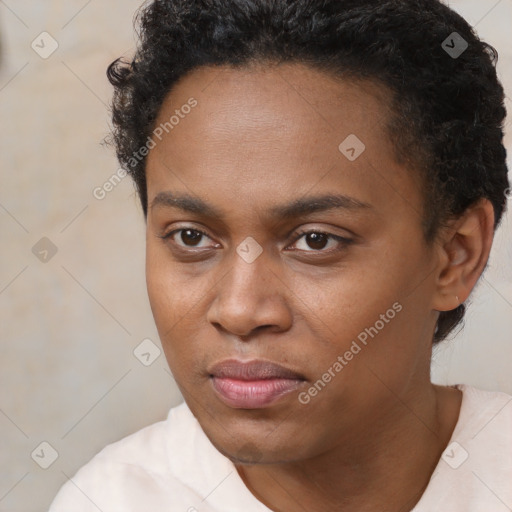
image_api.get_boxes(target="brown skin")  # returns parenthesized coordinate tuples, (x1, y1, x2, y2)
(144, 63, 495, 511)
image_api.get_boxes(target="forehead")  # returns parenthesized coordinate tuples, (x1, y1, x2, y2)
(152, 62, 393, 151)
(145, 62, 420, 220)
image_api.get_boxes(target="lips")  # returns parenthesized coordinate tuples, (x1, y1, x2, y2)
(209, 359, 306, 409)
(210, 359, 305, 380)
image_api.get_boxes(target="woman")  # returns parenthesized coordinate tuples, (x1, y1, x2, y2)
(50, 0, 511, 510)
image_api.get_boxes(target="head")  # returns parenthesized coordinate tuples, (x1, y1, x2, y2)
(107, 0, 509, 463)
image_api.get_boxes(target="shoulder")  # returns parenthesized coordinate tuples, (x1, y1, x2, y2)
(414, 385, 512, 511)
(48, 402, 205, 511)
(454, 384, 512, 440)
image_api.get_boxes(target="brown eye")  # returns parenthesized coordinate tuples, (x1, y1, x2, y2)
(289, 230, 352, 253)
(179, 229, 203, 246)
(303, 232, 329, 250)
(161, 228, 215, 249)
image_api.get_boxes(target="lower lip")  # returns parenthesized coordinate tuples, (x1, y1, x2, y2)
(211, 376, 305, 409)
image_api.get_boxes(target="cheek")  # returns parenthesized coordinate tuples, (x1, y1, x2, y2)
(145, 240, 203, 321)
(145, 247, 175, 327)
(292, 259, 398, 343)
(145, 244, 192, 349)
(145, 242, 216, 375)
(290, 252, 422, 388)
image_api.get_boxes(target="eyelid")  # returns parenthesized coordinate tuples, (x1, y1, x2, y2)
(159, 224, 353, 254)
(286, 228, 353, 252)
(291, 226, 352, 240)
(159, 226, 217, 248)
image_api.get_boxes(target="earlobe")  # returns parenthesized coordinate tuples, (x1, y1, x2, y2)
(432, 199, 495, 312)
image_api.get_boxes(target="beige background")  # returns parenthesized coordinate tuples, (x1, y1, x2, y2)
(0, 1, 510, 511)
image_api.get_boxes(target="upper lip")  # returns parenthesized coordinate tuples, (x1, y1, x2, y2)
(209, 359, 305, 381)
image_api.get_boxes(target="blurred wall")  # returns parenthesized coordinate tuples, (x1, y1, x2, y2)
(0, 1, 510, 511)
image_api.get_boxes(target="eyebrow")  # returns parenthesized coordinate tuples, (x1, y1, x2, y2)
(149, 191, 372, 220)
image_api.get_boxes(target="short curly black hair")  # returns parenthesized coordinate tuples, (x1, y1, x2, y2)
(107, 0, 509, 344)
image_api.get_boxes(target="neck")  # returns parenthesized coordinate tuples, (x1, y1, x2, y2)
(235, 382, 462, 512)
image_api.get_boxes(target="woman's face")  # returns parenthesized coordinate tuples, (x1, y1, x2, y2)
(145, 63, 440, 464)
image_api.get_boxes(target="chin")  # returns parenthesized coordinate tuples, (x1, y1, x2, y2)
(199, 415, 308, 465)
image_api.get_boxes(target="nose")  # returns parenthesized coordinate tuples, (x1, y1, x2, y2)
(206, 250, 293, 339)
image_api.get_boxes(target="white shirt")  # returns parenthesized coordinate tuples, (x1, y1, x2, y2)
(49, 384, 512, 511)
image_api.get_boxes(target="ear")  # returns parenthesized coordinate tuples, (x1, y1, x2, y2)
(432, 199, 495, 312)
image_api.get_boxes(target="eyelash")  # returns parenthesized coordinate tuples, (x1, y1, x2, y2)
(158, 227, 352, 254)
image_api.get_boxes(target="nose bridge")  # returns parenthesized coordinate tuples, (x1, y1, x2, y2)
(225, 241, 272, 303)
(207, 240, 292, 336)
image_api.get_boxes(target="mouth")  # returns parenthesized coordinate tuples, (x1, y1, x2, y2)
(208, 359, 307, 409)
